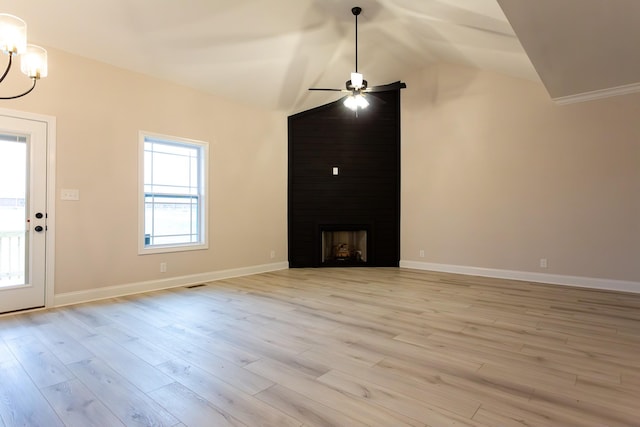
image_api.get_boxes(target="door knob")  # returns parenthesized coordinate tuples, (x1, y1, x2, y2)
(35, 212, 44, 219)
(34, 225, 44, 232)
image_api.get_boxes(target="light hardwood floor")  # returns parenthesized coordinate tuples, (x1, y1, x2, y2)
(1, 268, 639, 426)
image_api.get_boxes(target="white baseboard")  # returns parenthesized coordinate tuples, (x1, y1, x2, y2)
(53, 260, 640, 307)
(400, 260, 640, 294)
(53, 262, 289, 307)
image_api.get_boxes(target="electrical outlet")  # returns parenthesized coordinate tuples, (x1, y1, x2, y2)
(539, 258, 548, 269)
(270, 250, 276, 259)
(160, 262, 167, 273)
(419, 249, 425, 258)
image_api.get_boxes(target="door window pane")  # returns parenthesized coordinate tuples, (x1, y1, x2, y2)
(0, 134, 28, 286)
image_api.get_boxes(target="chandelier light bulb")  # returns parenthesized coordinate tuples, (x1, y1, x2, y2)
(20, 44, 47, 79)
(0, 13, 48, 99)
(0, 13, 27, 54)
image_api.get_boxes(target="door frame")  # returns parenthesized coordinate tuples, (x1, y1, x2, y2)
(0, 107, 56, 310)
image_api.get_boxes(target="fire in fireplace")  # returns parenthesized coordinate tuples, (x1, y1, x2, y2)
(321, 228, 368, 266)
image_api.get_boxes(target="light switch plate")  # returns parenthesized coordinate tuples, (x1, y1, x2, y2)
(61, 189, 80, 201)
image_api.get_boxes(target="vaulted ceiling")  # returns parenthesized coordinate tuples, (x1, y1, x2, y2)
(3, 0, 637, 111)
(498, 0, 640, 104)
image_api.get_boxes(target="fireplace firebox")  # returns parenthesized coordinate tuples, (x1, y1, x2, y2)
(320, 225, 369, 267)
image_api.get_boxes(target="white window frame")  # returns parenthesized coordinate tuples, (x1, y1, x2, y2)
(138, 131, 209, 255)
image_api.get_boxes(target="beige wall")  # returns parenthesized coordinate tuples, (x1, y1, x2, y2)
(3, 48, 288, 294)
(5, 48, 639, 294)
(402, 63, 640, 283)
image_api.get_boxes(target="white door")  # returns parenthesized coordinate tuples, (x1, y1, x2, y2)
(0, 114, 48, 313)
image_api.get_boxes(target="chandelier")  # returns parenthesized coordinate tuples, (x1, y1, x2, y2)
(0, 13, 48, 100)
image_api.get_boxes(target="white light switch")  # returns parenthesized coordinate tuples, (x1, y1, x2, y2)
(61, 189, 80, 201)
(332, 167, 339, 176)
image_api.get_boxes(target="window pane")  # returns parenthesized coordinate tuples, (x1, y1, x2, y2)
(151, 151, 192, 191)
(145, 195, 198, 245)
(141, 133, 206, 252)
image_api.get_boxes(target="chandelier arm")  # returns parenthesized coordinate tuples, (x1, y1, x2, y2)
(0, 78, 37, 100)
(0, 52, 14, 84)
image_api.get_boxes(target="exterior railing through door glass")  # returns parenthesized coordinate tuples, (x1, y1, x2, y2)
(0, 231, 25, 286)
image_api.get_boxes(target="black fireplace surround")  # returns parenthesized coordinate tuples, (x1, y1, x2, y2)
(287, 87, 402, 268)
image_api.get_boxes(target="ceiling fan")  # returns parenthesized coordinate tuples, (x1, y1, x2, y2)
(309, 6, 406, 111)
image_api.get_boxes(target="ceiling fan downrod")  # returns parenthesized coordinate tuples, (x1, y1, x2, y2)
(352, 6, 361, 73)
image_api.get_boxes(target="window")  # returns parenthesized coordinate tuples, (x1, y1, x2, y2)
(139, 132, 208, 254)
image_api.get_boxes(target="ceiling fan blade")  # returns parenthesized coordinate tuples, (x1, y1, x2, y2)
(308, 88, 345, 92)
(363, 81, 407, 93)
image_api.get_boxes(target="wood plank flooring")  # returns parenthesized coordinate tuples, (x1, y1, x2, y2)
(1, 267, 640, 426)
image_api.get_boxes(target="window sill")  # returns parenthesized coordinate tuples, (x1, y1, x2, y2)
(138, 242, 208, 255)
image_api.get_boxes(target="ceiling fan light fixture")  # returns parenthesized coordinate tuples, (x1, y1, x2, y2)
(356, 94, 369, 109)
(343, 93, 369, 111)
(344, 95, 357, 110)
(351, 72, 364, 89)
